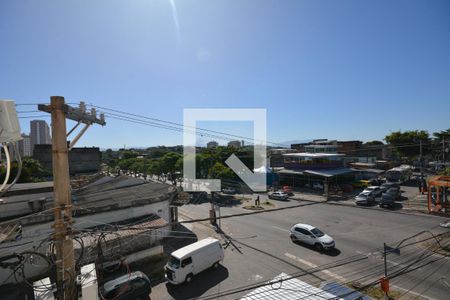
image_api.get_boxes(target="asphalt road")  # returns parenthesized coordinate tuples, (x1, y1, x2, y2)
(154, 195, 450, 300)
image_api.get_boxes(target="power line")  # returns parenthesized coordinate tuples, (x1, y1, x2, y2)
(88, 104, 286, 147)
(17, 115, 50, 119)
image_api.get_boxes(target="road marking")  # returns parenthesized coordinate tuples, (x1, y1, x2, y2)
(391, 284, 436, 300)
(272, 226, 289, 233)
(284, 252, 347, 282)
(356, 250, 422, 270)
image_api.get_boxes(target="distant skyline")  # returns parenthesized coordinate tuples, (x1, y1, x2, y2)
(2, 0, 449, 148)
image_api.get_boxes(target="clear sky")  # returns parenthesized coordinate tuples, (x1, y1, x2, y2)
(1, 0, 449, 148)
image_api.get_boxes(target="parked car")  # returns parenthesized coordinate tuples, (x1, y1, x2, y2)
(289, 223, 335, 251)
(268, 191, 289, 200)
(362, 186, 382, 197)
(165, 238, 224, 285)
(101, 271, 151, 300)
(380, 182, 400, 193)
(369, 178, 384, 186)
(384, 187, 400, 200)
(355, 192, 376, 206)
(379, 193, 396, 208)
(221, 187, 236, 194)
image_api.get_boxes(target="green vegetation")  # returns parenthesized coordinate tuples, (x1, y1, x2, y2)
(0, 157, 51, 183)
(384, 128, 450, 161)
(103, 146, 255, 183)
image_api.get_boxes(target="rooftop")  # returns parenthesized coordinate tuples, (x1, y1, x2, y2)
(241, 273, 337, 300)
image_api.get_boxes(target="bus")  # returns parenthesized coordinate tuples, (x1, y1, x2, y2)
(385, 165, 413, 184)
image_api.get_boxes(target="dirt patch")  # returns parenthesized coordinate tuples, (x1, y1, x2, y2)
(349, 282, 402, 299)
(243, 205, 265, 210)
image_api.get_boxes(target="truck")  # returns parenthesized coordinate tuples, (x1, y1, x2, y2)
(164, 237, 224, 285)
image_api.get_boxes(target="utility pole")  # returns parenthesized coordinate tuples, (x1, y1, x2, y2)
(443, 139, 445, 163)
(420, 140, 423, 181)
(382, 243, 389, 299)
(39, 97, 105, 300)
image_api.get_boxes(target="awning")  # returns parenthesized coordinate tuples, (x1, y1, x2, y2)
(303, 168, 354, 178)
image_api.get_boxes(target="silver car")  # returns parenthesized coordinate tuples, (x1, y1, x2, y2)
(362, 186, 382, 197)
(268, 191, 289, 200)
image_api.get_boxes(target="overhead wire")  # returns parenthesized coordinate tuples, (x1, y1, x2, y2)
(88, 103, 284, 147)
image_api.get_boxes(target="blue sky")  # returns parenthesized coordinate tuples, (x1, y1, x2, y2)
(1, 0, 449, 148)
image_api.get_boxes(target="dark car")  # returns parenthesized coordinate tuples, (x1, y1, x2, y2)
(379, 188, 398, 208)
(101, 271, 151, 300)
(384, 187, 400, 200)
(380, 182, 400, 193)
(355, 192, 376, 206)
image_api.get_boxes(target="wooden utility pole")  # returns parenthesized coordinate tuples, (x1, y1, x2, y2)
(39, 97, 105, 300)
(50, 96, 76, 299)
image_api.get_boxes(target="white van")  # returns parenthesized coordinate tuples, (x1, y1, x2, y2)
(165, 237, 224, 284)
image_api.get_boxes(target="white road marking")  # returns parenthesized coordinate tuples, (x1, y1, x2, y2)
(272, 226, 289, 233)
(284, 252, 347, 282)
(391, 284, 436, 300)
(356, 250, 422, 270)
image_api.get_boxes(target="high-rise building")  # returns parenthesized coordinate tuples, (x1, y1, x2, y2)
(227, 140, 241, 148)
(18, 133, 32, 157)
(207, 141, 218, 148)
(30, 120, 51, 154)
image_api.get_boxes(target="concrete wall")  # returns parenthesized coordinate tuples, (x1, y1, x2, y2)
(33, 145, 101, 175)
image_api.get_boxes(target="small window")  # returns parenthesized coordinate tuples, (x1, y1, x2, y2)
(295, 228, 311, 235)
(182, 257, 192, 268)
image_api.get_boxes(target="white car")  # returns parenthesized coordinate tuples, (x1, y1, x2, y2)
(268, 191, 289, 200)
(290, 223, 335, 251)
(362, 186, 382, 197)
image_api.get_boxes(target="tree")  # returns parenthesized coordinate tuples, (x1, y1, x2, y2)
(364, 140, 384, 146)
(433, 129, 450, 141)
(0, 157, 50, 183)
(121, 150, 139, 159)
(385, 130, 430, 158)
(160, 152, 182, 184)
(147, 160, 162, 179)
(208, 162, 235, 180)
(117, 158, 138, 170)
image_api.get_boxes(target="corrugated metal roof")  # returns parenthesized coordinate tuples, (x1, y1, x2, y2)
(241, 273, 340, 300)
(320, 282, 373, 300)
